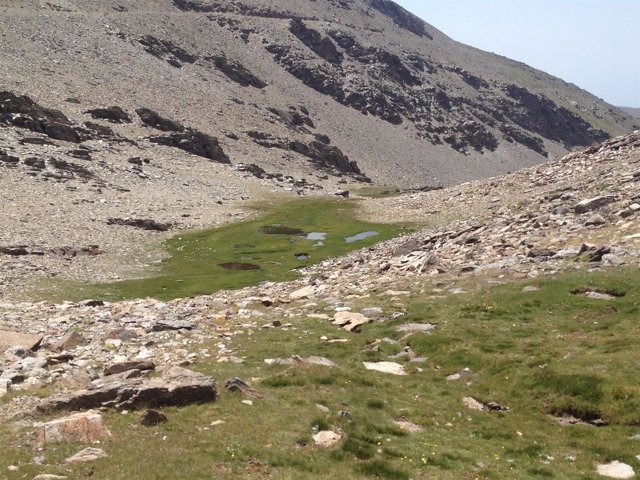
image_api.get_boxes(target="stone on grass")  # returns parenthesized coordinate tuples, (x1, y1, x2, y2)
(462, 397, 509, 412)
(264, 355, 336, 368)
(313, 430, 342, 447)
(37, 366, 216, 413)
(333, 312, 371, 332)
(463, 397, 487, 411)
(140, 409, 168, 426)
(393, 420, 423, 433)
(34, 411, 111, 446)
(596, 461, 635, 479)
(224, 377, 264, 398)
(64, 447, 108, 464)
(363, 361, 407, 376)
(395, 323, 436, 333)
(33, 475, 68, 480)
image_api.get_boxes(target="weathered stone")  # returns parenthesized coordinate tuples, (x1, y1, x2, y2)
(333, 312, 371, 332)
(33, 475, 68, 480)
(136, 108, 185, 132)
(395, 323, 436, 333)
(363, 361, 407, 375)
(104, 360, 156, 376)
(84, 106, 131, 124)
(462, 397, 509, 412)
(264, 355, 336, 368)
(64, 447, 108, 464)
(0, 330, 43, 353)
(36, 367, 217, 413)
(140, 409, 168, 426)
(290, 285, 316, 300)
(52, 332, 87, 351)
(149, 129, 229, 164)
(585, 214, 607, 226)
(312, 430, 342, 447)
(0, 378, 10, 398)
(596, 461, 635, 479)
(33, 411, 111, 446)
(393, 420, 423, 433)
(150, 319, 195, 332)
(462, 397, 487, 411)
(107, 218, 172, 232)
(224, 377, 264, 398)
(574, 196, 616, 214)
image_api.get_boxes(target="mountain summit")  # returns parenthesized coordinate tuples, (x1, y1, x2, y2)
(0, 0, 636, 187)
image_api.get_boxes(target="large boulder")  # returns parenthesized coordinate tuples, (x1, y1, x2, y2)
(37, 367, 217, 413)
(0, 330, 43, 353)
(33, 411, 111, 447)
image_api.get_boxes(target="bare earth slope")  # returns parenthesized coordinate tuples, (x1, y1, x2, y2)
(0, 0, 636, 189)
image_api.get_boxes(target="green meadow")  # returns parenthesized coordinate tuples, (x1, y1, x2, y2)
(3, 267, 638, 479)
(53, 199, 410, 302)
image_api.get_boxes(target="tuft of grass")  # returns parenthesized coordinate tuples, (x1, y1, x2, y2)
(356, 460, 410, 479)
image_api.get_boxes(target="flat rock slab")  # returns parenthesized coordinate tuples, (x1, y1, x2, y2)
(574, 195, 617, 214)
(36, 366, 216, 413)
(597, 461, 635, 479)
(393, 420, 423, 433)
(395, 323, 436, 333)
(313, 430, 342, 447)
(333, 312, 371, 332)
(363, 361, 407, 376)
(34, 411, 111, 446)
(150, 320, 194, 332)
(64, 447, 108, 464)
(463, 397, 510, 412)
(104, 360, 156, 376)
(289, 285, 315, 300)
(0, 330, 43, 353)
(264, 355, 336, 368)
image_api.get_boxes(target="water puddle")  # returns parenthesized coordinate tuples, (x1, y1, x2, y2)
(306, 232, 328, 241)
(219, 262, 261, 271)
(345, 231, 379, 243)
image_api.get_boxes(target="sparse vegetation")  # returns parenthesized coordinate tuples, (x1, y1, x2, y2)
(3, 267, 637, 479)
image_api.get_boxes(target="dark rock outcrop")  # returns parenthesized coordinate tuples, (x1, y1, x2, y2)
(136, 108, 185, 132)
(368, 0, 433, 39)
(0, 91, 81, 143)
(138, 35, 197, 67)
(289, 19, 343, 65)
(106, 218, 172, 232)
(149, 129, 230, 163)
(0, 150, 20, 166)
(501, 84, 609, 148)
(247, 131, 367, 179)
(206, 55, 267, 88)
(84, 106, 132, 124)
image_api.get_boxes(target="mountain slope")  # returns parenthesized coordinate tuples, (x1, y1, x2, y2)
(0, 0, 636, 188)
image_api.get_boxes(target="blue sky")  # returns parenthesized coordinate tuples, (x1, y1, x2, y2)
(394, 0, 640, 107)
